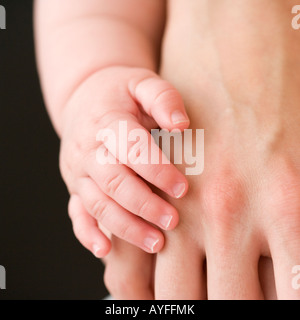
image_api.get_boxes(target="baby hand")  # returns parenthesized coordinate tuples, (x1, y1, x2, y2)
(68, 195, 154, 299)
(60, 67, 190, 257)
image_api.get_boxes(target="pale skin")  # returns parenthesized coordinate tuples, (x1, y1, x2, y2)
(35, 0, 300, 299)
(34, 0, 191, 256)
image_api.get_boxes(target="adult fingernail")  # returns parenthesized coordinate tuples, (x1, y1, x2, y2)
(144, 237, 160, 253)
(172, 182, 186, 198)
(171, 111, 189, 125)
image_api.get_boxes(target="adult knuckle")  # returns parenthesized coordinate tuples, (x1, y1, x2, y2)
(202, 171, 245, 227)
(267, 164, 300, 223)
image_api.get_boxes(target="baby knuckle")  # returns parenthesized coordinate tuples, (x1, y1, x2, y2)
(103, 173, 125, 195)
(118, 223, 132, 241)
(127, 140, 140, 160)
(127, 138, 148, 164)
(71, 130, 95, 157)
(58, 159, 76, 191)
(150, 165, 169, 187)
(153, 84, 182, 106)
(58, 155, 69, 181)
(93, 109, 123, 130)
(77, 138, 98, 157)
(59, 141, 87, 178)
(137, 198, 150, 218)
(72, 224, 85, 241)
(91, 200, 109, 222)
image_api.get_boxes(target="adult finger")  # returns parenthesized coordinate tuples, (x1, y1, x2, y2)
(206, 236, 263, 300)
(104, 236, 154, 300)
(154, 233, 205, 300)
(269, 226, 300, 299)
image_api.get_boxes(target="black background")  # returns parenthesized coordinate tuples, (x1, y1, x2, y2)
(0, 0, 109, 299)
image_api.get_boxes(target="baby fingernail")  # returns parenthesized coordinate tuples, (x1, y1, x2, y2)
(160, 214, 173, 230)
(171, 111, 189, 125)
(172, 182, 186, 198)
(92, 244, 103, 258)
(144, 237, 160, 253)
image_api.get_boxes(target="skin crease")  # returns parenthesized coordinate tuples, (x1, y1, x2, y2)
(35, 0, 193, 254)
(153, 0, 300, 299)
(104, 0, 300, 300)
(35, 0, 300, 299)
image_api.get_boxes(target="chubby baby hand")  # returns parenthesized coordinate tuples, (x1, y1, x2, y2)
(60, 67, 190, 257)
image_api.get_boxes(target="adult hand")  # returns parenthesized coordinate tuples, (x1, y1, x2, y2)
(154, 1, 300, 299)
